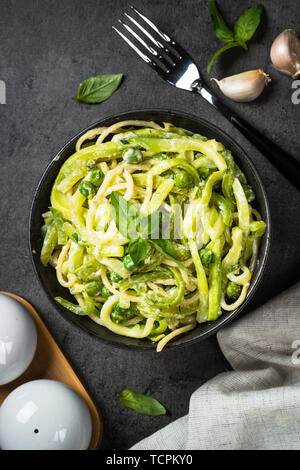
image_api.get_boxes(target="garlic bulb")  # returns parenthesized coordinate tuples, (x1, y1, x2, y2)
(270, 29, 300, 79)
(212, 69, 271, 102)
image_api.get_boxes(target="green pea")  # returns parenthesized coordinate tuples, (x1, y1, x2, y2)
(122, 147, 143, 164)
(111, 302, 131, 324)
(199, 249, 214, 267)
(174, 170, 192, 188)
(79, 181, 94, 198)
(90, 170, 104, 187)
(110, 271, 123, 282)
(123, 254, 136, 271)
(226, 282, 241, 300)
(85, 281, 102, 297)
(114, 302, 130, 316)
(101, 286, 112, 299)
(110, 310, 124, 324)
(198, 167, 210, 179)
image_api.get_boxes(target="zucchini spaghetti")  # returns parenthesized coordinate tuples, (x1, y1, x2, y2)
(40, 120, 266, 351)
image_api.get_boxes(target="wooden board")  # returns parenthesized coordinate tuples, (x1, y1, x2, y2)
(0, 292, 102, 450)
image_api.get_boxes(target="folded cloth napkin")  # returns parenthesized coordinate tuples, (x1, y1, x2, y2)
(132, 282, 300, 450)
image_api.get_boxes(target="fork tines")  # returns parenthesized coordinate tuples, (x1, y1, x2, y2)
(112, 5, 183, 76)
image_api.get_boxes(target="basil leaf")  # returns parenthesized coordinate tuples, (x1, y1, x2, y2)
(127, 239, 148, 266)
(111, 191, 141, 238)
(148, 239, 187, 271)
(118, 389, 166, 416)
(234, 5, 263, 43)
(150, 239, 178, 259)
(208, 0, 234, 44)
(111, 193, 186, 270)
(73, 74, 123, 104)
(207, 2, 263, 73)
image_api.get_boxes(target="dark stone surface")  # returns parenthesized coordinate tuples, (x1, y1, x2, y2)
(0, 0, 299, 449)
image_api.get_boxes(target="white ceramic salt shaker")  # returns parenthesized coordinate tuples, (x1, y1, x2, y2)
(0, 293, 37, 385)
(0, 379, 92, 450)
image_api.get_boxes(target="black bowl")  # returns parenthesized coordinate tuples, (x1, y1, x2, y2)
(30, 109, 271, 351)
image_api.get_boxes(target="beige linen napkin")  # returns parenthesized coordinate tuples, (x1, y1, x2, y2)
(132, 282, 300, 450)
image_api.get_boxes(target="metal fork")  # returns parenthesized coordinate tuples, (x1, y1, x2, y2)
(113, 5, 300, 189)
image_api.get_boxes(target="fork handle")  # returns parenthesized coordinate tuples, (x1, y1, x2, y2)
(231, 114, 300, 188)
(198, 86, 300, 189)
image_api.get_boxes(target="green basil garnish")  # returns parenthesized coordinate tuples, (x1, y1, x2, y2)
(208, 0, 235, 44)
(127, 239, 149, 267)
(110, 191, 140, 239)
(234, 4, 264, 44)
(73, 74, 123, 103)
(148, 239, 186, 270)
(207, 1, 263, 73)
(110, 192, 186, 270)
(118, 389, 166, 416)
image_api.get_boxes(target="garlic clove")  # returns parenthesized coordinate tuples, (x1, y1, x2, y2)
(270, 29, 300, 79)
(212, 69, 271, 103)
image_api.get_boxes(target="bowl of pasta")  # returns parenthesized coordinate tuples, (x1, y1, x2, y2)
(30, 109, 271, 351)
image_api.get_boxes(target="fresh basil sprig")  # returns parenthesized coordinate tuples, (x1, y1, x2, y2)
(73, 73, 123, 103)
(110, 192, 186, 270)
(118, 389, 166, 416)
(207, 1, 263, 73)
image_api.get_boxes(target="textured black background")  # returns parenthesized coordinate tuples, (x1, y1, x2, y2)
(0, 0, 299, 450)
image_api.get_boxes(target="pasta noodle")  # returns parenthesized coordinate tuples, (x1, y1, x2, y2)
(40, 120, 266, 351)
